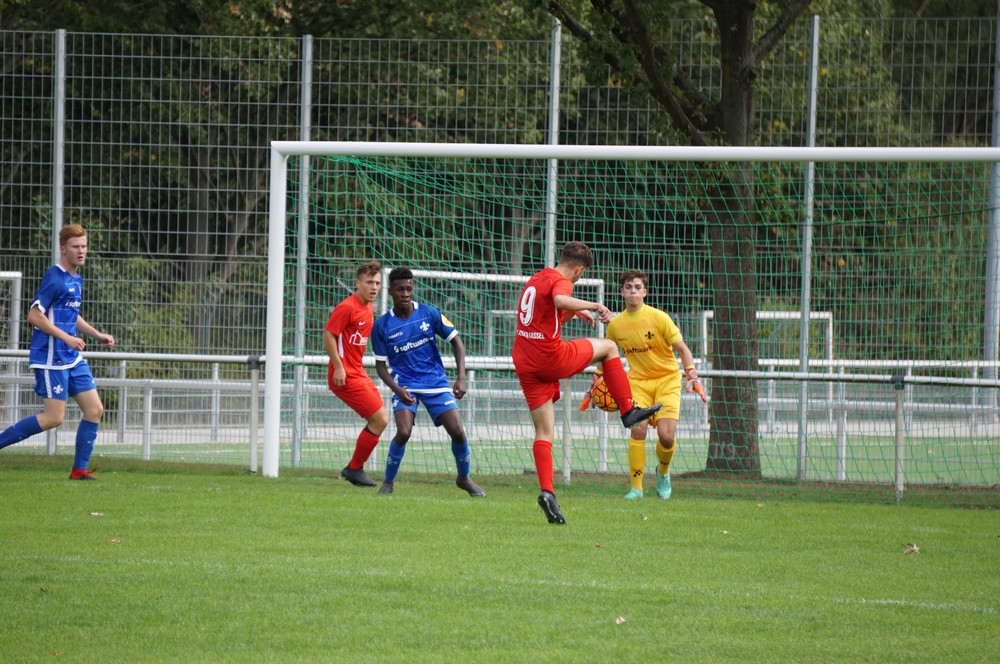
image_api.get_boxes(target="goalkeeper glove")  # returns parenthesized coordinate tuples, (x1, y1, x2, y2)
(578, 372, 601, 411)
(684, 366, 707, 403)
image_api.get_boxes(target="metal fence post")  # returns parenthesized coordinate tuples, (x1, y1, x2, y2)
(249, 356, 260, 474)
(211, 362, 220, 442)
(142, 381, 153, 461)
(117, 360, 127, 443)
(892, 374, 906, 503)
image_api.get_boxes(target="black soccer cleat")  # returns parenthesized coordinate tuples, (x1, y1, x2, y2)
(537, 490, 566, 525)
(378, 481, 394, 495)
(340, 465, 377, 487)
(621, 403, 663, 428)
(456, 475, 486, 498)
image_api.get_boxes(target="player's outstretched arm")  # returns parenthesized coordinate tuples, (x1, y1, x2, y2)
(552, 294, 613, 325)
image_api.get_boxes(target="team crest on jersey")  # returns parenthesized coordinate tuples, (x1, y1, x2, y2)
(420, 321, 430, 333)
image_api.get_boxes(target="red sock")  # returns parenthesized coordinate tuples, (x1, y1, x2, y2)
(601, 357, 635, 414)
(532, 440, 555, 493)
(349, 427, 380, 469)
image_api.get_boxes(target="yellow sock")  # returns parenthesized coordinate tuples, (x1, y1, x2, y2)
(655, 441, 676, 476)
(627, 437, 646, 491)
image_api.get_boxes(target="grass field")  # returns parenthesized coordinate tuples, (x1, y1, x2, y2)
(45, 430, 1000, 508)
(1, 453, 997, 663)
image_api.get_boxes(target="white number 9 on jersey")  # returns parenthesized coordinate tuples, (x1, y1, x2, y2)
(519, 286, 536, 325)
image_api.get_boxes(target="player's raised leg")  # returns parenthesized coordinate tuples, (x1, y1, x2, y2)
(586, 338, 663, 428)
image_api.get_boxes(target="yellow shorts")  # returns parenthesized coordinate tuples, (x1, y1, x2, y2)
(629, 374, 682, 425)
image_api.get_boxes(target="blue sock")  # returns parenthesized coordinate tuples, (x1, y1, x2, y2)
(384, 439, 406, 483)
(0, 416, 44, 450)
(73, 420, 99, 470)
(452, 440, 471, 477)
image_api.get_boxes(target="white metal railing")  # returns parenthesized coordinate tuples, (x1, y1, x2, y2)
(1, 349, 997, 501)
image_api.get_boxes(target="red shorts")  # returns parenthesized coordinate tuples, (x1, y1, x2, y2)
(513, 338, 594, 411)
(329, 372, 384, 419)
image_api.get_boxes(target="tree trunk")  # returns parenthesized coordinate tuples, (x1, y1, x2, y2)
(705, 171, 761, 477)
(704, 2, 761, 477)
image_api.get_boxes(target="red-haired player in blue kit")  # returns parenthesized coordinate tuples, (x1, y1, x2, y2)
(0, 224, 115, 480)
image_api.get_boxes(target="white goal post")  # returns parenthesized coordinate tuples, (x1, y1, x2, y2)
(264, 142, 1000, 478)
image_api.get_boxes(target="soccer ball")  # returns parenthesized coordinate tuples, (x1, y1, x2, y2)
(590, 375, 618, 412)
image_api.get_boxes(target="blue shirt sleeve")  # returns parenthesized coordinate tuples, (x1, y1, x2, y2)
(32, 267, 62, 314)
(371, 314, 388, 360)
(431, 305, 458, 342)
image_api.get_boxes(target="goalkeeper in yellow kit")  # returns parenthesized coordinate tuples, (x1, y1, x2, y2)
(605, 270, 706, 500)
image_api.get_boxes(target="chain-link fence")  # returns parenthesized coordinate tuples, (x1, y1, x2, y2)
(1, 19, 998, 504)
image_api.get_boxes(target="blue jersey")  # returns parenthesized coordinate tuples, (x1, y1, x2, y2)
(28, 264, 84, 370)
(372, 302, 458, 394)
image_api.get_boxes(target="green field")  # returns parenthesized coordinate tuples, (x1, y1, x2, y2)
(1, 453, 996, 663)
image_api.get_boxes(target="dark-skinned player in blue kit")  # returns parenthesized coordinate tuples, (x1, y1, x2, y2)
(371, 267, 486, 497)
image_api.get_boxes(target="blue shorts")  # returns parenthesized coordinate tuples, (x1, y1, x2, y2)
(34, 362, 97, 401)
(391, 390, 458, 426)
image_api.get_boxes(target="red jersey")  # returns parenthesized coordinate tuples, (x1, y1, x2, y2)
(512, 267, 575, 371)
(325, 293, 374, 378)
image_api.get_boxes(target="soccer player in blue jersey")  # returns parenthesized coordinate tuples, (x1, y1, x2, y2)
(371, 267, 486, 497)
(0, 224, 115, 479)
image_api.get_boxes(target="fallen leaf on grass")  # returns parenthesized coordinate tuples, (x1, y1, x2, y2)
(108, 539, 121, 545)
(616, 616, 627, 625)
(902, 542, 919, 555)
(595, 543, 603, 548)
(719, 530, 729, 535)
(90, 512, 103, 517)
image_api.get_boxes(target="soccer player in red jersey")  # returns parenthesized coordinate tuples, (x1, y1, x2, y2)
(323, 261, 389, 487)
(512, 241, 662, 524)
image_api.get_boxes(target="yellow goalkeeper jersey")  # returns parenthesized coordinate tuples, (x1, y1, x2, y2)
(606, 304, 684, 381)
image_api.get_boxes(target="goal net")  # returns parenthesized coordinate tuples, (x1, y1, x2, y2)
(265, 143, 1000, 506)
